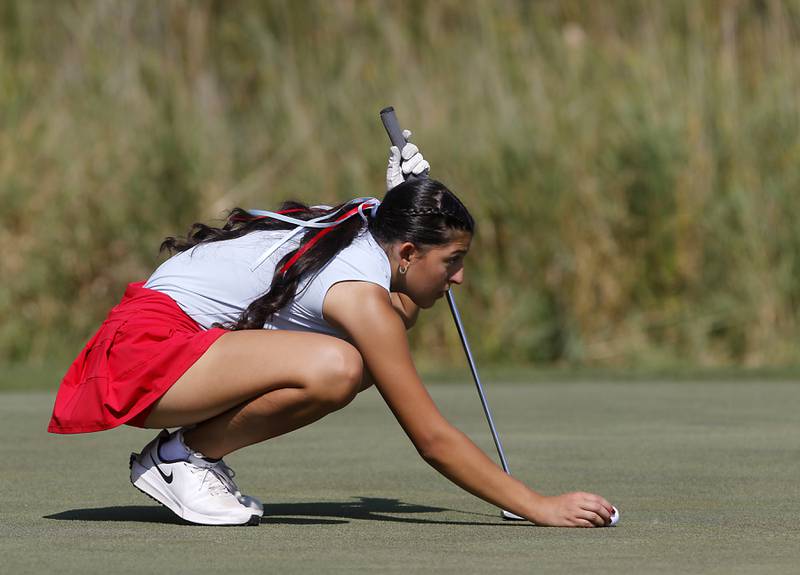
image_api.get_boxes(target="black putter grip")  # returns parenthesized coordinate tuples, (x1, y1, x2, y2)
(380, 106, 429, 179)
(381, 106, 406, 151)
(380, 106, 408, 150)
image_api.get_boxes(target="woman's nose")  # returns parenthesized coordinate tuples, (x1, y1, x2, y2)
(450, 267, 464, 285)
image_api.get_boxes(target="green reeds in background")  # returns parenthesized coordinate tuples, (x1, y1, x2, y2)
(1, 0, 799, 373)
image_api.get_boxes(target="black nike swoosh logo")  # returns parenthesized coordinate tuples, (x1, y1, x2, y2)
(150, 448, 174, 484)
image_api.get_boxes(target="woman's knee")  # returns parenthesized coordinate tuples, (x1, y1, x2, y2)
(305, 341, 364, 409)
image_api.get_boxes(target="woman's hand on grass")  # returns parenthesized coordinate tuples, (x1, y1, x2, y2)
(531, 492, 615, 527)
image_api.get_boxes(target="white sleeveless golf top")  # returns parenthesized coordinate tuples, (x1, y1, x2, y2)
(144, 227, 392, 339)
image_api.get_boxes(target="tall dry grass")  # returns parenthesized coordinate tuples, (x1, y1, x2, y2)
(1, 0, 799, 368)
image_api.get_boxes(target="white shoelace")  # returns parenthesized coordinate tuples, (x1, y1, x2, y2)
(215, 461, 241, 496)
(189, 463, 235, 497)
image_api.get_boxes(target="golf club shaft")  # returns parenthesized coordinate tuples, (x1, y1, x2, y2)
(445, 289, 513, 475)
(379, 106, 514, 476)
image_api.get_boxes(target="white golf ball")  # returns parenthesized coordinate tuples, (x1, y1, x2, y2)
(609, 506, 620, 526)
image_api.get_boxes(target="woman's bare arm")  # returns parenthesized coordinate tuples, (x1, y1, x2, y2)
(324, 281, 613, 527)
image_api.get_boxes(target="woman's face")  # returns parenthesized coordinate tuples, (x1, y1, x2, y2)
(401, 230, 472, 308)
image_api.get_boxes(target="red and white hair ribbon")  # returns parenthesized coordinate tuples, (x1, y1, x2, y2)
(247, 197, 381, 273)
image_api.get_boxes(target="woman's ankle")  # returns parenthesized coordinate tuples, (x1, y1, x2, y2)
(181, 427, 226, 459)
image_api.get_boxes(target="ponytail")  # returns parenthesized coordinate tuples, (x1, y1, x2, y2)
(160, 178, 474, 331)
(235, 198, 380, 330)
(160, 198, 381, 331)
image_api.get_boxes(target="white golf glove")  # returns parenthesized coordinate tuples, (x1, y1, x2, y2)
(386, 129, 430, 190)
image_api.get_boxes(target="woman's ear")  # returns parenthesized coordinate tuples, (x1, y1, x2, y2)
(397, 241, 419, 265)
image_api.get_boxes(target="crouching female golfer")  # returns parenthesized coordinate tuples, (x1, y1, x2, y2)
(48, 141, 615, 527)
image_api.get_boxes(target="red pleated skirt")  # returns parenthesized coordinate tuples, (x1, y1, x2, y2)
(48, 282, 227, 434)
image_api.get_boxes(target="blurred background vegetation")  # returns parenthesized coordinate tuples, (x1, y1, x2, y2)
(1, 0, 799, 379)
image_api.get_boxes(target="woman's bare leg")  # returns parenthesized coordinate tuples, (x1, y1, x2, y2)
(181, 362, 379, 458)
(142, 329, 364, 457)
(179, 388, 339, 458)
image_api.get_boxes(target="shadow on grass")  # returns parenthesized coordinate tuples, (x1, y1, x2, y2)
(43, 505, 346, 526)
(44, 497, 522, 527)
(44, 506, 188, 525)
(261, 496, 522, 527)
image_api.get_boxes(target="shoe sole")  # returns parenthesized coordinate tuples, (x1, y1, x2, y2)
(129, 453, 260, 527)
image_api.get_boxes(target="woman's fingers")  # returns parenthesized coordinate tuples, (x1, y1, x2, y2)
(597, 495, 615, 516)
(577, 509, 607, 527)
(540, 492, 617, 527)
(572, 499, 605, 527)
(400, 142, 419, 160)
(571, 493, 615, 526)
(583, 500, 612, 524)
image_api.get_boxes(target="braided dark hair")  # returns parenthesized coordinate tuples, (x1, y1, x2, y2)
(369, 179, 474, 248)
(160, 178, 474, 330)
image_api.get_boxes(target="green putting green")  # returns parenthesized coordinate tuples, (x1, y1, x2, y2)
(2, 380, 799, 574)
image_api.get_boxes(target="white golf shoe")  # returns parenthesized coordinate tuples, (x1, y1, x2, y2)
(129, 430, 262, 526)
(213, 458, 264, 517)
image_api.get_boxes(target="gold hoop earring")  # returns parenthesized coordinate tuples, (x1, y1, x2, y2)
(398, 264, 408, 275)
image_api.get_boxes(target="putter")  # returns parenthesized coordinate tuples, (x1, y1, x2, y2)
(380, 107, 525, 521)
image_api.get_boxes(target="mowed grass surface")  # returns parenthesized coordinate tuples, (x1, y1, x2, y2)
(2, 380, 799, 574)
